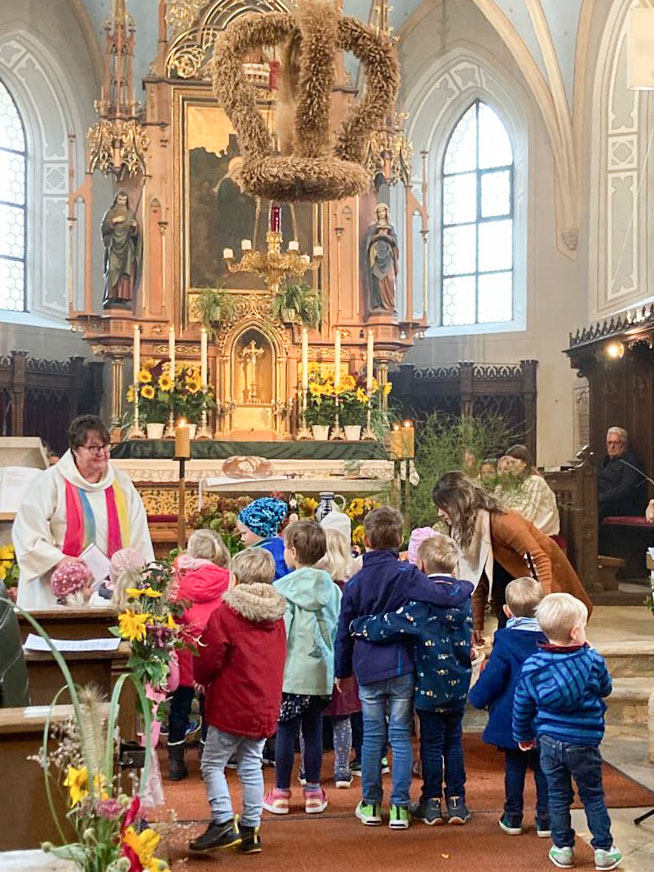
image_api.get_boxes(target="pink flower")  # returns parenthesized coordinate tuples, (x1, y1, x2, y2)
(95, 797, 123, 819)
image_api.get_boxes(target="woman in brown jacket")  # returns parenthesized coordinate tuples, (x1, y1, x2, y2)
(431, 471, 593, 641)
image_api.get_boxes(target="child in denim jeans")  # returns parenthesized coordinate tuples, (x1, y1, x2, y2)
(513, 593, 622, 871)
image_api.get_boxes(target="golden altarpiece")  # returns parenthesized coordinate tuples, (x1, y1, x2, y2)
(68, 0, 428, 449)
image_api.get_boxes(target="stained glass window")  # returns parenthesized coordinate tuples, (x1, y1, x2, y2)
(0, 79, 26, 312)
(441, 101, 514, 327)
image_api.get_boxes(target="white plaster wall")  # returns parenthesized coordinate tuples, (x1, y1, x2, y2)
(397, 0, 583, 467)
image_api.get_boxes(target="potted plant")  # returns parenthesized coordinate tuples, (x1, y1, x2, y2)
(197, 287, 239, 336)
(272, 281, 322, 328)
(339, 376, 370, 440)
(171, 363, 216, 434)
(126, 360, 173, 437)
(305, 370, 336, 439)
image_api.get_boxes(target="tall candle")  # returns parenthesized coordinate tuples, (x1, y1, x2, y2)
(133, 324, 140, 385)
(270, 205, 281, 232)
(200, 327, 208, 387)
(168, 326, 175, 378)
(334, 329, 341, 389)
(175, 420, 191, 458)
(366, 329, 374, 392)
(301, 328, 309, 390)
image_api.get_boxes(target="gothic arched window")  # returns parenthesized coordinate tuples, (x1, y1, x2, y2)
(441, 101, 514, 326)
(0, 78, 27, 312)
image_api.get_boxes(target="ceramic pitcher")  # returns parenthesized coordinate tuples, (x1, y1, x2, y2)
(314, 491, 346, 521)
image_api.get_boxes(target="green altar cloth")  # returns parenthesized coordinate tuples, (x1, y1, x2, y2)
(111, 440, 388, 461)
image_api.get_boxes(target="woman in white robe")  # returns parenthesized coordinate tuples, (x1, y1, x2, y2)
(498, 445, 560, 536)
(13, 415, 154, 610)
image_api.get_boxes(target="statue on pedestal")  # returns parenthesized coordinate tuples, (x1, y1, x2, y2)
(366, 202, 399, 312)
(241, 339, 265, 403)
(101, 190, 142, 310)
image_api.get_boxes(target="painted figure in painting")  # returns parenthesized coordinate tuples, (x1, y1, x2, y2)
(101, 190, 142, 309)
(366, 202, 399, 312)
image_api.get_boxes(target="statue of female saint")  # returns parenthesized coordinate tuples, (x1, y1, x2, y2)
(101, 190, 142, 309)
(366, 203, 399, 312)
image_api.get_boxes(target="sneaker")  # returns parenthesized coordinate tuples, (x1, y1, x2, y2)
(355, 800, 382, 826)
(189, 818, 242, 853)
(239, 824, 262, 854)
(594, 846, 623, 870)
(381, 756, 390, 775)
(446, 796, 470, 825)
(536, 818, 552, 839)
(499, 815, 523, 835)
(304, 786, 328, 814)
(388, 805, 410, 829)
(334, 771, 353, 788)
(262, 788, 290, 815)
(549, 846, 574, 869)
(350, 761, 362, 777)
(410, 798, 443, 826)
(297, 769, 307, 787)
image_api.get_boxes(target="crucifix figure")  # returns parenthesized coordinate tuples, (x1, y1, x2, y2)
(240, 339, 265, 403)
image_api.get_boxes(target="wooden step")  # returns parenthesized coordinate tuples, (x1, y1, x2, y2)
(605, 677, 654, 727)
(595, 641, 654, 677)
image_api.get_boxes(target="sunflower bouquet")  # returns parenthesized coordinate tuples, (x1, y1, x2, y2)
(345, 497, 383, 548)
(126, 360, 173, 425)
(0, 543, 20, 595)
(170, 363, 215, 425)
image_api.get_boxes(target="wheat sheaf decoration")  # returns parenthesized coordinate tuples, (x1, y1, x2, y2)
(212, 0, 400, 202)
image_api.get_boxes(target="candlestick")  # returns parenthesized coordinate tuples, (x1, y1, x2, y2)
(168, 325, 175, 378)
(200, 327, 208, 387)
(366, 329, 374, 392)
(175, 419, 191, 458)
(301, 328, 309, 391)
(241, 239, 252, 251)
(334, 329, 341, 389)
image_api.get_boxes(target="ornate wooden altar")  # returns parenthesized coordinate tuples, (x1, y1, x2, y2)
(66, 0, 428, 439)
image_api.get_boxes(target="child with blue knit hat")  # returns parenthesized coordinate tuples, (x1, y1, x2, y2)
(237, 498, 289, 580)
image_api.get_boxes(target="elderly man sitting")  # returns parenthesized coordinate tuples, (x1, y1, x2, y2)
(598, 426, 647, 520)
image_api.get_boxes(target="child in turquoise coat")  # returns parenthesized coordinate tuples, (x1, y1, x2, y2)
(263, 520, 341, 816)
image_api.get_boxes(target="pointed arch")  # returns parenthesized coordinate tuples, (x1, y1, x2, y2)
(0, 76, 27, 311)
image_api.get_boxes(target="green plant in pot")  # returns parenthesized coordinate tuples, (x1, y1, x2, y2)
(272, 281, 322, 328)
(197, 287, 239, 335)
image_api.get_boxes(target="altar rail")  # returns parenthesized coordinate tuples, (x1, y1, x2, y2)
(0, 351, 104, 454)
(392, 360, 538, 461)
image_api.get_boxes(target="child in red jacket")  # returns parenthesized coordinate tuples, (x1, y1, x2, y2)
(167, 528, 231, 781)
(190, 547, 287, 856)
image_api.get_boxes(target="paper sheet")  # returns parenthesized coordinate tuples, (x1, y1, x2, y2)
(0, 466, 43, 512)
(24, 633, 121, 652)
(80, 543, 112, 585)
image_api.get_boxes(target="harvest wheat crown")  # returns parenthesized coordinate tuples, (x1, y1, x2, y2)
(212, 0, 400, 202)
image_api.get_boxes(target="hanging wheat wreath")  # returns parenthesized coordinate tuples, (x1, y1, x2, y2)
(211, 0, 400, 202)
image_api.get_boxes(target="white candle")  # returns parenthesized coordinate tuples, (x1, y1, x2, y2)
(301, 328, 309, 390)
(200, 327, 208, 387)
(288, 240, 299, 251)
(300, 254, 310, 266)
(169, 325, 175, 378)
(367, 329, 374, 392)
(223, 247, 234, 260)
(241, 239, 252, 251)
(334, 329, 341, 389)
(133, 324, 140, 387)
(313, 245, 323, 257)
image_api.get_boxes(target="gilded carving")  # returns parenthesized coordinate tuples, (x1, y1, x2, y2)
(88, 118, 149, 178)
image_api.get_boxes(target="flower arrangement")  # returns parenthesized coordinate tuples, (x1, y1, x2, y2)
(345, 497, 383, 548)
(0, 543, 20, 591)
(126, 359, 215, 426)
(189, 495, 253, 555)
(305, 368, 392, 430)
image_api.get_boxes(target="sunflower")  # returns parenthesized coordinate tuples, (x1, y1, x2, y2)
(0, 544, 14, 561)
(122, 826, 161, 870)
(126, 385, 135, 404)
(186, 381, 201, 395)
(63, 765, 89, 806)
(384, 381, 393, 396)
(356, 388, 369, 405)
(158, 373, 173, 392)
(141, 385, 155, 400)
(137, 369, 152, 384)
(118, 610, 150, 642)
(126, 587, 162, 600)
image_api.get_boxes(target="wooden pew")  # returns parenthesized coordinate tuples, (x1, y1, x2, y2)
(0, 704, 107, 850)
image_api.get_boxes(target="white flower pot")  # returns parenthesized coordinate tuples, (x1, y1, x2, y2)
(146, 423, 165, 439)
(311, 424, 330, 440)
(343, 425, 362, 441)
(188, 424, 197, 440)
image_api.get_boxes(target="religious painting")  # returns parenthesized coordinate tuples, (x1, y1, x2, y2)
(184, 102, 315, 291)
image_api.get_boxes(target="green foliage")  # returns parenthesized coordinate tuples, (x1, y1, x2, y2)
(197, 287, 239, 336)
(409, 412, 512, 527)
(272, 281, 322, 328)
(189, 496, 252, 554)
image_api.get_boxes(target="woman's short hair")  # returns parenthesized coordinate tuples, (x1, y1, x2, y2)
(231, 547, 275, 585)
(535, 593, 588, 641)
(187, 528, 230, 568)
(505, 577, 543, 618)
(68, 415, 110, 451)
(284, 519, 326, 565)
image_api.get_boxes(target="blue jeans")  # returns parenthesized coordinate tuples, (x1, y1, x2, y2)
(418, 709, 465, 801)
(539, 735, 613, 850)
(201, 726, 266, 827)
(358, 673, 414, 807)
(504, 748, 549, 823)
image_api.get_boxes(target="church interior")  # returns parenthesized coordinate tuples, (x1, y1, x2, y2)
(2, 1, 654, 870)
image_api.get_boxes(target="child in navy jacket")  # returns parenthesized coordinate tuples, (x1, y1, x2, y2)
(351, 533, 473, 827)
(468, 577, 549, 837)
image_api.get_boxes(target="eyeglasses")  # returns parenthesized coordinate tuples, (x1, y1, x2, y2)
(83, 443, 109, 455)
(606, 440, 624, 446)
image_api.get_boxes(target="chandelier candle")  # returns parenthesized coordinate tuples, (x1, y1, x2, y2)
(270, 205, 281, 232)
(241, 239, 252, 251)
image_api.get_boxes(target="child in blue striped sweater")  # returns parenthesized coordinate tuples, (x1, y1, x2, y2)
(513, 593, 621, 871)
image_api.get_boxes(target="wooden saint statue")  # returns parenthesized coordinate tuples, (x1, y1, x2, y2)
(366, 202, 399, 312)
(101, 190, 142, 309)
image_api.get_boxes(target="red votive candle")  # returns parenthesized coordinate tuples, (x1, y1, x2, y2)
(270, 205, 281, 232)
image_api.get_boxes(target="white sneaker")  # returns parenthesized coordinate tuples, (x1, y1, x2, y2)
(594, 846, 623, 871)
(549, 846, 574, 869)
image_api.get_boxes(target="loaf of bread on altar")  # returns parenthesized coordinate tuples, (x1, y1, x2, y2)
(222, 455, 274, 478)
